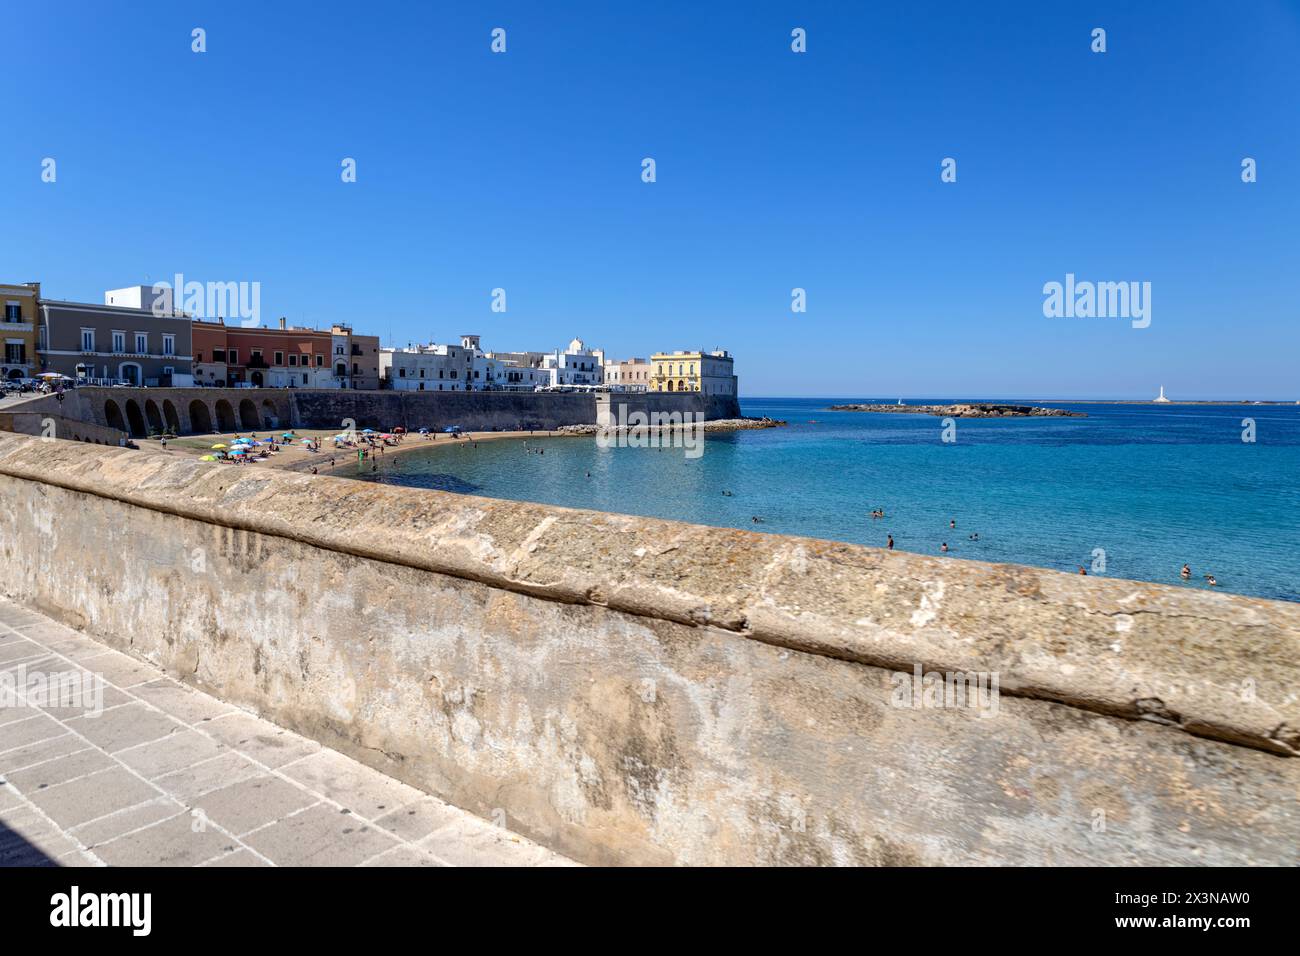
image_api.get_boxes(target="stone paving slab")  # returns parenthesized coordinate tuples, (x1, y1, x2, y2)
(0, 597, 575, 867)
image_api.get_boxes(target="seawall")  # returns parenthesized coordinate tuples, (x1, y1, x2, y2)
(9, 387, 742, 438)
(0, 433, 1296, 865)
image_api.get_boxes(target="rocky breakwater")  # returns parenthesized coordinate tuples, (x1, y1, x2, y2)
(559, 416, 786, 435)
(830, 403, 1085, 418)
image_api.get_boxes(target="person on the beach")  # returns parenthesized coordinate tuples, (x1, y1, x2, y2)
(887, 535, 894, 550)
(1181, 564, 1191, 580)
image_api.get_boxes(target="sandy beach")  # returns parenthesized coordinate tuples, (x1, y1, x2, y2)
(152, 427, 575, 475)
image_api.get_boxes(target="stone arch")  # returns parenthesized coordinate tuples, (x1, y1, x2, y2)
(144, 399, 163, 434)
(238, 398, 259, 430)
(104, 400, 126, 432)
(188, 400, 213, 433)
(124, 400, 147, 437)
(214, 399, 237, 432)
(261, 399, 282, 429)
(162, 400, 180, 433)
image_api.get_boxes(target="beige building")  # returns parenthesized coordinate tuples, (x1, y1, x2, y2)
(1, 282, 41, 380)
(602, 358, 652, 391)
(650, 349, 736, 395)
(330, 325, 381, 389)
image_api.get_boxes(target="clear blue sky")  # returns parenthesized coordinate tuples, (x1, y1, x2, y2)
(4, 1, 1298, 398)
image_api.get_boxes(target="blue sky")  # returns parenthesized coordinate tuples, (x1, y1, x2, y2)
(3, 1, 1298, 398)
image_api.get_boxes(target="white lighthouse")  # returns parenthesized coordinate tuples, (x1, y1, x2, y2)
(1154, 385, 1171, 403)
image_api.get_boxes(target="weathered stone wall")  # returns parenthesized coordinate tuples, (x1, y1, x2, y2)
(5, 387, 742, 437)
(0, 434, 1295, 865)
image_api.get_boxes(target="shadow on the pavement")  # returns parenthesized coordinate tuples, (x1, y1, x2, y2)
(0, 815, 61, 866)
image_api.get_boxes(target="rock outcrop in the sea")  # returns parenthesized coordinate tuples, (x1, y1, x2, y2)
(558, 417, 786, 435)
(829, 403, 1085, 418)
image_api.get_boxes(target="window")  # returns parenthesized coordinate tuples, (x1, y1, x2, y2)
(288, 354, 297, 366)
(4, 302, 19, 322)
(418, 368, 425, 378)
(251, 349, 263, 362)
(398, 367, 406, 378)
(162, 334, 175, 356)
(302, 373, 308, 385)
(5, 342, 25, 364)
(81, 329, 95, 352)
(112, 331, 126, 353)
(135, 333, 148, 354)
(212, 349, 226, 363)
(274, 351, 284, 365)
(228, 349, 238, 365)
(315, 354, 323, 367)
(163, 366, 174, 376)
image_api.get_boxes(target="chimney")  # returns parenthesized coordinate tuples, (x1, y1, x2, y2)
(279, 316, 287, 330)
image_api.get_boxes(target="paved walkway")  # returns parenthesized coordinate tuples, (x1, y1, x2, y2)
(0, 598, 574, 867)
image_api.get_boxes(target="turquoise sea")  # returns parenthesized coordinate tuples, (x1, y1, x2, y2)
(344, 398, 1300, 603)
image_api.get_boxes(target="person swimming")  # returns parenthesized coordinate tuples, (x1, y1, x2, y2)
(722, 490, 733, 497)
(968, 533, 979, 541)
(1078, 566, 1087, 575)
(751, 516, 764, 523)
(940, 542, 949, 553)
(949, 519, 956, 529)
(1205, 574, 1218, 586)
(1181, 564, 1191, 580)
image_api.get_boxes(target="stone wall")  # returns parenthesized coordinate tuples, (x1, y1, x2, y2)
(4, 387, 742, 437)
(0, 433, 1296, 865)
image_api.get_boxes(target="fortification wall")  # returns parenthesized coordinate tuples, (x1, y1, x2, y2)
(0, 433, 1295, 865)
(2, 387, 741, 437)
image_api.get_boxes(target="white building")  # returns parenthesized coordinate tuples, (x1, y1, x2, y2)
(540, 338, 604, 388)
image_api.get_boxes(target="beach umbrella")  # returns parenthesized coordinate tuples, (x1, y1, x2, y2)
(211, 443, 227, 450)
(229, 448, 247, 456)
(199, 455, 217, 461)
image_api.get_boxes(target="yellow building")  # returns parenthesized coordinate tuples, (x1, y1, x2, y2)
(1, 281, 41, 381)
(650, 349, 737, 396)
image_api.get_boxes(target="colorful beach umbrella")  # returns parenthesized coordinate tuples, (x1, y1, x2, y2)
(211, 443, 227, 449)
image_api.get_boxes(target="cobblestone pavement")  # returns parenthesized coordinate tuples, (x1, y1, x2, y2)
(0, 598, 576, 867)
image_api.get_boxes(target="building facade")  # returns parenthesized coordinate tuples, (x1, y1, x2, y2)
(540, 338, 605, 388)
(1, 282, 41, 380)
(330, 325, 381, 390)
(37, 297, 194, 386)
(650, 349, 737, 395)
(602, 358, 651, 391)
(192, 319, 335, 388)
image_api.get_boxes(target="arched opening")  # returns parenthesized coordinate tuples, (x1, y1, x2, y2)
(6, 369, 22, 380)
(261, 399, 280, 429)
(214, 399, 237, 432)
(250, 371, 264, 388)
(104, 400, 126, 432)
(666, 380, 675, 392)
(124, 400, 147, 437)
(119, 362, 142, 386)
(238, 399, 259, 430)
(188, 400, 213, 433)
(677, 380, 687, 392)
(144, 400, 163, 435)
(162, 400, 180, 433)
